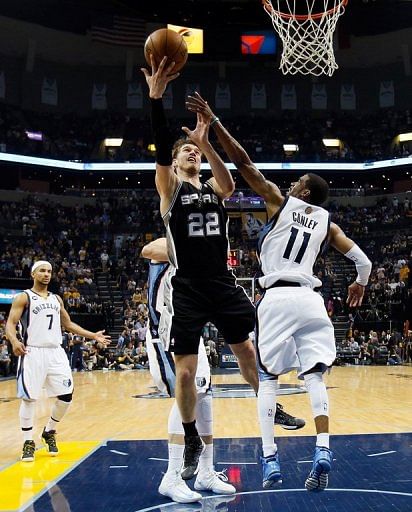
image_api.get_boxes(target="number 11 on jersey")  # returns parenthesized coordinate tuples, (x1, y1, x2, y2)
(283, 227, 311, 264)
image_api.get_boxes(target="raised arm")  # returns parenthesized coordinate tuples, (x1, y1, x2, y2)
(329, 222, 372, 307)
(141, 56, 180, 210)
(181, 111, 234, 199)
(5, 293, 28, 356)
(186, 92, 284, 212)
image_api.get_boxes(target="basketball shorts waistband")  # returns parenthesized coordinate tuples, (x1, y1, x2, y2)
(265, 280, 302, 290)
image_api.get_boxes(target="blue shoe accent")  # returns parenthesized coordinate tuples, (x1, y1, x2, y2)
(260, 452, 282, 488)
(305, 446, 333, 492)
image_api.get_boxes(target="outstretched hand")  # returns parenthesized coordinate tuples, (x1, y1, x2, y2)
(346, 282, 365, 308)
(141, 55, 180, 100)
(94, 330, 111, 346)
(186, 91, 215, 121)
(181, 112, 210, 151)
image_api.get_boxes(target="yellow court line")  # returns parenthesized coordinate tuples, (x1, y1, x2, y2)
(0, 441, 101, 512)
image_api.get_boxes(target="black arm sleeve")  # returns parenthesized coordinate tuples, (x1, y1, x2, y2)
(150, 98, 174, 166)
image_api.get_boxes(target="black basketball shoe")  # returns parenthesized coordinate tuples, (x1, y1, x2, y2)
(275, 403, 306, 430)
(21, 440, 35, 462)
(181, 435, 205, 480)
(42, 428, 59, 455)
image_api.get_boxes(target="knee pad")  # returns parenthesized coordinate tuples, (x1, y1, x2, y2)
(303, 372, 329, 418)
(57, 393, 73, 403)
(195, 392, 213, 437)
(20, 399, 36, 426)
(168, 401, 184, 435)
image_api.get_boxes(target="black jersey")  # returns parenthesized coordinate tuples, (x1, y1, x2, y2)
(163, 180, 229, 278)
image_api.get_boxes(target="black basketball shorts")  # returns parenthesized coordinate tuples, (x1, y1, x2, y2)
(168, 273, 255, 355)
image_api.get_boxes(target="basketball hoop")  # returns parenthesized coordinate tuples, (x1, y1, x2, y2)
(262, 0, 348, 76)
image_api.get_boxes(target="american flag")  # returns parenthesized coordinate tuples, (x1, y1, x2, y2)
(90, 15, 146, 47)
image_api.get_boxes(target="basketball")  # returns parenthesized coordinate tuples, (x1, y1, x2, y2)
(144, 28, 188, 73)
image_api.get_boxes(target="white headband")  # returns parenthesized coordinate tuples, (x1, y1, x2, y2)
(31, 260, 52, 273)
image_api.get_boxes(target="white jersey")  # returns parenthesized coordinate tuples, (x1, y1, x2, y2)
(258, 196, 330, 289)
(20, 290, 63, 348)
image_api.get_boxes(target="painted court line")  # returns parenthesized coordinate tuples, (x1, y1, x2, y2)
(216, 461, 258, 465)
(135, 487, 412, 512)
(110, 449, 129, 456)
(148, 457, 168, 462)
(367, 450, 396, 457)
(18, 441, 104, 512)
(109, 465, 129, 468)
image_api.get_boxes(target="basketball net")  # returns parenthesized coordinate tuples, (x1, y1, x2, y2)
(262, 0, 348, 76)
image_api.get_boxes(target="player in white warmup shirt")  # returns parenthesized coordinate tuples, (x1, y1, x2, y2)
(186, 93, 372, 492)
(6, 260, 110, 462)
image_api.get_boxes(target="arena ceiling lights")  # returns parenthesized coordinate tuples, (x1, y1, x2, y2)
(283, 144, 299, 152)
(104, 138, 123, 147)
(398, 132, 412, 142)
(0, 151, 411, 172)
(322, 138, 341, 147)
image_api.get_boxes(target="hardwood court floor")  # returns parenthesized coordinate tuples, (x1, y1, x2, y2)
(1, 364, 411, 470)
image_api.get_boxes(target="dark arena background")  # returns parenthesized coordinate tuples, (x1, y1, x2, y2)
(0, 1, 411, 511)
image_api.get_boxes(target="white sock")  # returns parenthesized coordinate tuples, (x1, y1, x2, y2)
(20, 400, 35, 441)
(46, 399, 71, 432)
(258, 379, 278, 457)
(198, 443, 213, 474)
(316, 433, 330, 448)
(166, 443, 185, 474)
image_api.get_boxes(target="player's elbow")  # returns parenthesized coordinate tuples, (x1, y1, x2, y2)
(141, 246, 150, 259)
(222, 181, 235, 198)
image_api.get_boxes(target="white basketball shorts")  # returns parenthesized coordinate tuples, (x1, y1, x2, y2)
(17, 346, 74, 400)
(256, 286, 336, 379)
(146, 330, 211, 396)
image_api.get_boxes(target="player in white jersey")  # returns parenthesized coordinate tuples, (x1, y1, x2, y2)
(5, 261, 110, 462)
(141, 239, 235, 504)
(186, 93, 372, 492)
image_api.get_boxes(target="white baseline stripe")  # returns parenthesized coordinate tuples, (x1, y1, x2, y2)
(109, 465, 128, 468)
(367, 450, 396, 457)
(135, 487, 412, 512)
(148, 457, 168, 462)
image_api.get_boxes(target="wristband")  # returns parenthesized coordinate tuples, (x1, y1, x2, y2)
(344, 244, 372, 287)
(210, 117, 220, 126)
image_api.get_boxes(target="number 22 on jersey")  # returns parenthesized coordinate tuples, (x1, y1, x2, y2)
(188, 212, 221, 237)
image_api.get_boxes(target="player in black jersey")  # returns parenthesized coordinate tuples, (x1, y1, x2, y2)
(141, 56, 264, 480)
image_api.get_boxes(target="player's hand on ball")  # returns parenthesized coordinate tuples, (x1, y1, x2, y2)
(94, 330, 111, 346)
(346, 282, 365, 308)
(141, 55, 180, 99)
(186, 92, 215, 121)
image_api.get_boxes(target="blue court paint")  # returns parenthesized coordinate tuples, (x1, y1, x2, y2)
(30, 433, 412, 512)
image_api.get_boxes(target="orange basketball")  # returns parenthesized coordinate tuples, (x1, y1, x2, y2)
(144, 28, 188, 73)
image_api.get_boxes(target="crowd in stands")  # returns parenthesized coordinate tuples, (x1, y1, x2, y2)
(0, 188, 410, 378)
(1, 103, 412, 163)
(336, 328, 412, 366)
